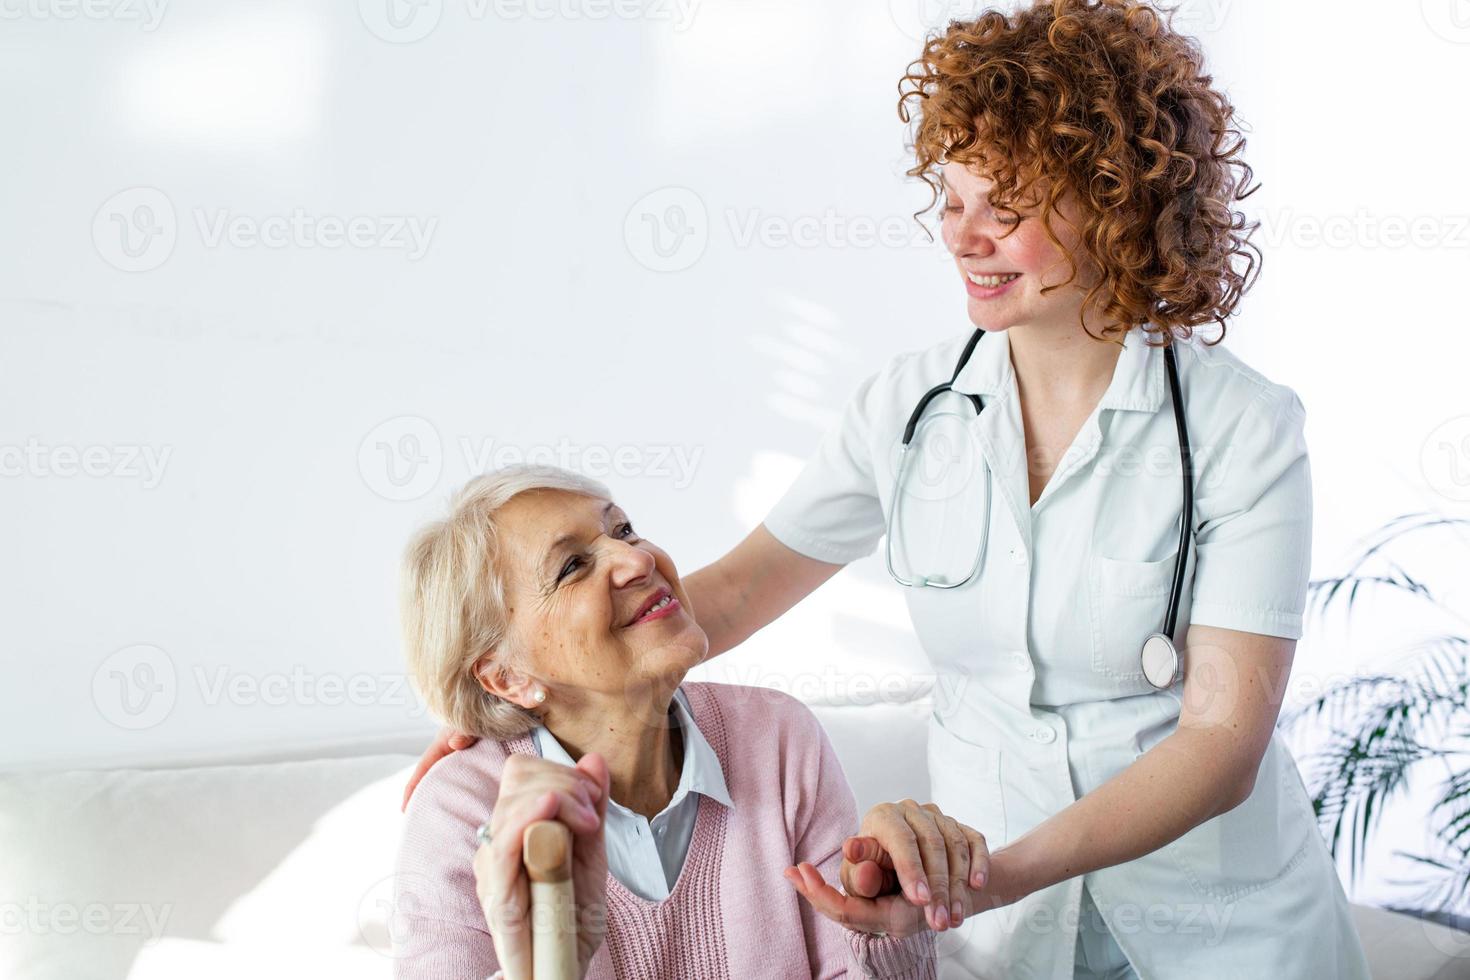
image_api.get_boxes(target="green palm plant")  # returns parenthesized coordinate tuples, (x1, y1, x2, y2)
(1279, 513, 1470, 923)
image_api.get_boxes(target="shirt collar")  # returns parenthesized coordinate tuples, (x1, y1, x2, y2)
(531, 685, 734, 812)
(950, 324, 1165, 414)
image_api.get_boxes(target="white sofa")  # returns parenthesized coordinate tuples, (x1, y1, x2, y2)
(2, 697, 1467, 979)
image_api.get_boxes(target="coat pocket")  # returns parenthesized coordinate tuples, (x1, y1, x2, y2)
(925, 712, 1007, 847)
(1144, 739, 1316, 903)
(1089, 551, 1179, 684)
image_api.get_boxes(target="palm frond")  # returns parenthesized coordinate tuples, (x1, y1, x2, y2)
(1287, 512, 1470, 913)
(1307, 514, 1470, 621)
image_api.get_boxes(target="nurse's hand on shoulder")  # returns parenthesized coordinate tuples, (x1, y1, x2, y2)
(784, 800, 990, 936)
(402, 726, 479, 811)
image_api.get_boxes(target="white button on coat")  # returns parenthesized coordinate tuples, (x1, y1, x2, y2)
(762, 326, 1370, 980)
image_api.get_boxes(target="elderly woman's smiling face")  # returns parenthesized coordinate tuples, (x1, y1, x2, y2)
(487, 489, 707, 707)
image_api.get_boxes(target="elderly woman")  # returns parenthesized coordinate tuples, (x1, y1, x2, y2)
(393, 464, 987, 979)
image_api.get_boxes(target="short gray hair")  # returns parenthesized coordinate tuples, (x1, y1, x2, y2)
(399, 464, 612, 740)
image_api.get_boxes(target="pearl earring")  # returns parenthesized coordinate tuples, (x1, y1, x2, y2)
(533, 689, 547, 704)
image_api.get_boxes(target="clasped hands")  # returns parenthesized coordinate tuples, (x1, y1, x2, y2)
(783, 798, 998, 939)
(474, 754, 998, 980)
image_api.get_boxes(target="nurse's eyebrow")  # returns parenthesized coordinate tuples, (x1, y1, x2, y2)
(540, 501, 616, 578)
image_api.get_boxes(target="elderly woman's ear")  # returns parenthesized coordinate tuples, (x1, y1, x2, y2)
(474, 658, 547, 712)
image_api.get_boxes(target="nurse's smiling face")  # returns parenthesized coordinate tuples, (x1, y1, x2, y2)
(939, 161, 1099, 334)
(489, 489, 707, 705)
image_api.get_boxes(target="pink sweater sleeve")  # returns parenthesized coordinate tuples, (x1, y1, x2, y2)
(392, 750, 503, 980)
(788, 705, 938, 979)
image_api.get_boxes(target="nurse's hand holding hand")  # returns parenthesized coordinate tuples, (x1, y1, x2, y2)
(783, 799, 992, 936)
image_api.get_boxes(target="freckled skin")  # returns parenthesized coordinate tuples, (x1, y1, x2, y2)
(479, 490, 709, 813)
(939, 161, 1104, 333)
(490, 490, 708, 728)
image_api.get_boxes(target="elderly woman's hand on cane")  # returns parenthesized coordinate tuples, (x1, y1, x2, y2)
(472, 752, 611, 980)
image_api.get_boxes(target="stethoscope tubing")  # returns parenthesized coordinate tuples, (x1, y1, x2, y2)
(886, 328, 1196, 687)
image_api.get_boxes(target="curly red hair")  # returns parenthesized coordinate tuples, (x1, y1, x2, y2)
(898, 0, 1260, 344)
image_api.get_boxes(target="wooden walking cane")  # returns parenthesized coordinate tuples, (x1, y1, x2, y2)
(523, 820, 578, 980)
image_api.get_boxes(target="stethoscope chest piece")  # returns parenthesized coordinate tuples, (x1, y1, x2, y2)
(1140, 632, 1180, 690)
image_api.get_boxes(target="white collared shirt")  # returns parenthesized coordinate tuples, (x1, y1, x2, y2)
(531, 685, 733, 901)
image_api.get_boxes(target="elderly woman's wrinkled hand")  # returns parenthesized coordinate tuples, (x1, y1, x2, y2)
(850, 800, 991, 930)
(784, 799, 991, 938)
(473, 752, 611, 980)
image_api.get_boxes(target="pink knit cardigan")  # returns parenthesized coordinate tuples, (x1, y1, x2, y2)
(393, 681, 937, 978)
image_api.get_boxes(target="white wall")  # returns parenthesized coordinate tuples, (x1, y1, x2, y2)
(3, 0, 1469, 907)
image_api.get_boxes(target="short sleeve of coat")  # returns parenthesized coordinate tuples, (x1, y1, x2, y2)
(762, 368, 890, 565)
(1188, 381, 1313, 640)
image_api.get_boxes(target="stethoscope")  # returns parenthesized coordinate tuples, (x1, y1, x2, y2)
(883, 328, 1195, 690)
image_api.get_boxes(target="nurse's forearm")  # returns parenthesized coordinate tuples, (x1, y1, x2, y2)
(979, 727, 1256, 908)
(975, 625, 1292, 909)
(684, 524, 843, 660)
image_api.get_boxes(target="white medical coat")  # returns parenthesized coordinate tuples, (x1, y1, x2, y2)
(763, 326, 1370, 980)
